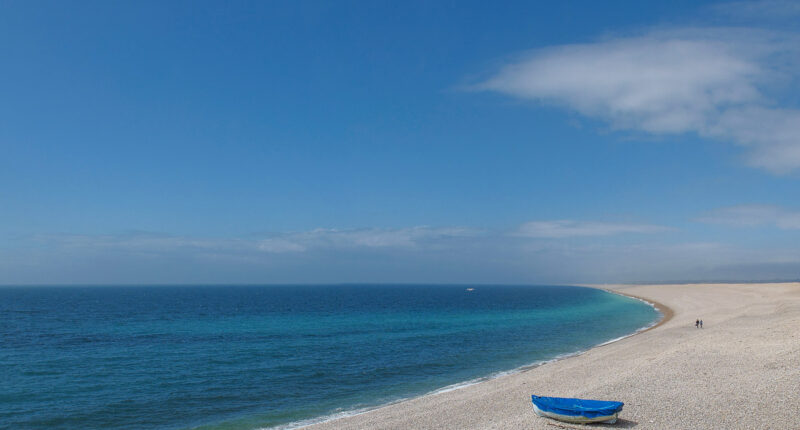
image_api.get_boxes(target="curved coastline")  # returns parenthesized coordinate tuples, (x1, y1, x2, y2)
(303, 282, 800, 429)
(600, 288, 674, 333)
(290, 285, 665, 430)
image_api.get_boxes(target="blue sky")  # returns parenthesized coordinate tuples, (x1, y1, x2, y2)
(2, 0, 800, 284)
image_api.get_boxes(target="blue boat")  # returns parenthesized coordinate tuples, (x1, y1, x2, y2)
(531, 395, 624, 424)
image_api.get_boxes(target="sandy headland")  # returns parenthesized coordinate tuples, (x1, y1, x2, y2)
(304, 283, 800, 429)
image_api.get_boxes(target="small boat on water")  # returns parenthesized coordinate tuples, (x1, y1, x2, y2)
(531, 395, 623, 424)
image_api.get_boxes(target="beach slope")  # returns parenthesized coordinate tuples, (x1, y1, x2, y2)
(304, 283, 800, 429)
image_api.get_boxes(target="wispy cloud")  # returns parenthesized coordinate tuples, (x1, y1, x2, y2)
(31, 226, 481, 256)
(478, 26, 800, 172)
(257, 226, 479, 253)
(698, 205, 800, 229)
(31, 232, 251, 253)
(7, 217, 800, 284)
(515, 220, 669, 238)
(28, 221, 672, 258)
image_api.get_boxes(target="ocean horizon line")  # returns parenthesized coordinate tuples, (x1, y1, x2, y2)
(4, 279, 800, 288)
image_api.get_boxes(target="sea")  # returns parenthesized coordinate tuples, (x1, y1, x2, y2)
(0, 284, 659, 429)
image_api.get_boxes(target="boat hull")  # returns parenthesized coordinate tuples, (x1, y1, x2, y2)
(531, 395, 623, 424)
(532, 403, 618, 424)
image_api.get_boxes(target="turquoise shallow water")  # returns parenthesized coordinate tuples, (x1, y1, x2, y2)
(0, 285, 659, 429)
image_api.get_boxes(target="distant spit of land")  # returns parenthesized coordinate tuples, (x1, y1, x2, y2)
(305, 283, 800, 429)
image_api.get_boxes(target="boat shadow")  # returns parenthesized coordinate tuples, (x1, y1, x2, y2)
(545, 418, 638, 429)
(608, 418, 638, 428)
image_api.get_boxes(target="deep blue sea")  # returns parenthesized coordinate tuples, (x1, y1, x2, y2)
(0, 285, 659, 429)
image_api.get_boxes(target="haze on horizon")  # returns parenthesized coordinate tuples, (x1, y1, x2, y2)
(3, 0, 800, 285)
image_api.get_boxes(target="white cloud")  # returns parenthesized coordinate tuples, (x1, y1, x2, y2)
(478, 27, 800, 172)
(257, 226, 479, 253)
(31, 232, 248, 252)
(698, 205, 800, 229)
(10, 218, 800, 284)
(257, 238, 307, 253)
(31, 227, 481, 256)
(515, 220, 668, 238)
(712, 107, 800, 171)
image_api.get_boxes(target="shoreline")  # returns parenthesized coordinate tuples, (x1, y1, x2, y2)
(304, 282, 800, 429)
(600, 288, 674, 333)
(291, 285, 666, 430)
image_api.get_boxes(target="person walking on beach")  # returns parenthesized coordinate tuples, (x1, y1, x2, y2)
(700, 319, 703, 329)
(695, 319, 699, 328)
